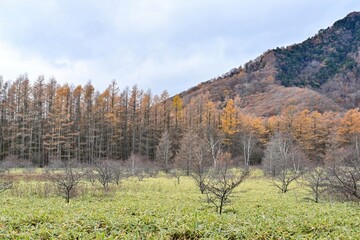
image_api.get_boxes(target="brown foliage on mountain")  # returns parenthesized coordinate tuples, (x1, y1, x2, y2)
(180, 12, 360, 116)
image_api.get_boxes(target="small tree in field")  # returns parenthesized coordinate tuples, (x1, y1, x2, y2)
(94, 160, 114, 191)
(45, 161, 83, 203)
(203, 152, 250, 214)
(112, 161, 127, 185)
(303, 167, 327, 203)
(0, 161, 12, 193)
(169, 168, 184, 185)
(326, 146, 360, 201)
(189, 135, 212, 194)
(263, 133, 307, 193)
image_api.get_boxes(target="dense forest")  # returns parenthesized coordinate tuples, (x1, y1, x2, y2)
(0, 74, 359, 172)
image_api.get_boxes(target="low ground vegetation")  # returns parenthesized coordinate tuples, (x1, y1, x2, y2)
(0, 165, 359, 239)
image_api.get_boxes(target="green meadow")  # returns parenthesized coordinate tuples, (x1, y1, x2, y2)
(0, 170, 359, 239)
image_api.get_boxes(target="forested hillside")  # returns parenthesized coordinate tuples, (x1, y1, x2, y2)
(181, 11, 360, 114)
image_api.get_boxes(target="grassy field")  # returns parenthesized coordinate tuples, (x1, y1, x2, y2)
(0, 170, 359, 239)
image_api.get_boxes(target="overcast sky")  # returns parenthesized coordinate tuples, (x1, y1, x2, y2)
(0, 0, 359, 96)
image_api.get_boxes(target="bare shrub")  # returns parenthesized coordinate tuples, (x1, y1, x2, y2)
(84, 168, 97, 186)
(47, 159, 66, 169)
(303, 167, 327, 203)
(0, 157, 34, 174)
(203, 153, 250, 214)
(0, 156, 17, 174)
(125, 155, 158, 180)
(169, 168, 184, 185)
(0, 159, 13, 193)
(45, 161, 83, 203)
(110, 160, 127, 185)
(94, 160, 115, 191)
(319, 142, 360, 202)
(326, 146, 360, 201)
(30, 182, 56, 198)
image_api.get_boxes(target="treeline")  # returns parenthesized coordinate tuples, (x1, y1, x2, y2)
(0, 75, 171, 165)
(0, 75, 359, 168)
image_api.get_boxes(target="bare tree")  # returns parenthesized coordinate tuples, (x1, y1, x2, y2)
(108, 160, 127, 185)
(94, 160, 114, 191)
(169, 168, 184, 185)
(156, 130, 172, 174)
(0, 163, 12, 193)
(45, 161, 83, 203)
(203, 152, 250, 214)
(326, 146, 360, 201)
(127, 153, 146, 176)
(84, 167, 97, 186)
(303, 167, 327, 203)
(190, 135, 212, 194)
(206, 131, 223, 169)
(263, 133, 307, 193)
(0, 158, 13, 174)
(175, 130, 198, 176)
(125, 154, 158, 180)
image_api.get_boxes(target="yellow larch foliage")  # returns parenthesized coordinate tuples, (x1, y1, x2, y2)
(172, 95, 183, 126)
(221, 99, 239, 135)
(338, 108, 360, 144)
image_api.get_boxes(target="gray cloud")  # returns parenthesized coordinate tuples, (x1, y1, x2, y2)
(0, 0, 359, 95)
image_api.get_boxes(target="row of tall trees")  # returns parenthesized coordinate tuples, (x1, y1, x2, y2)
(0, 75, 170, 165)
(0, 75, 359, 168)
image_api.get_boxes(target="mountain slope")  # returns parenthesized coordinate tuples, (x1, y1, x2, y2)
(180, 12, 360, 116)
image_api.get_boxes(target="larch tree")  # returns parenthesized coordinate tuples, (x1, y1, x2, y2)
(238, 115, 267, 166)
(93, 89, 109, 159)
(119, 87, 130, 160)
(82, 82, 95, 163)
(129, 85, 141, 154)
(0, 77, 9, 160)
(44, 84, 74, 161)
(156, 130, 172, 173)
(139, 90, 152, 158)
(31, 76, 46, 165)
(292, 110, 328, 163)
(6, 75, 32, 160)
(338, 108, 360, 151)
(160, 90, 170, 131)
(175, 130, 199, 176)
(72, 85, 82, 161)
(170, 95, 184, 159)
(149, 94, 162, 160)
(220, 99, 239, 147)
